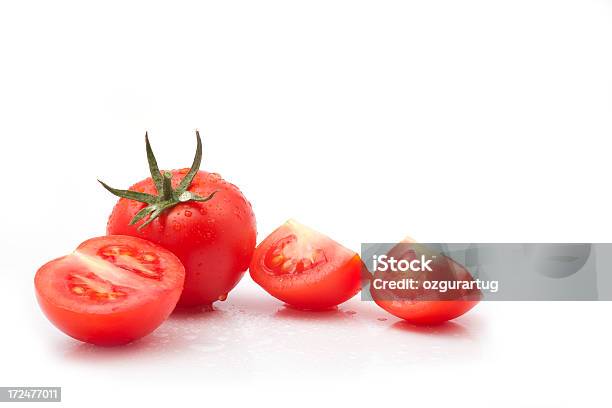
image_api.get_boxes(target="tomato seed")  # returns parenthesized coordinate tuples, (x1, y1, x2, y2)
(281, 259, 297, 274)
(141, 252, 158, 262)
(269, 255, 284, 267)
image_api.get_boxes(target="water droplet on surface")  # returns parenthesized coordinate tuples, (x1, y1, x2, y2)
(218, 293, 227, 301)
(184, 210, 192, 217)
(377, 317, 388, 321)
(345, 310, 357, 315)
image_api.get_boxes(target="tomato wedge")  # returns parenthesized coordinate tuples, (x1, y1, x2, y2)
(370, 241, 481, 325)
(372, 298, 480, 325)
(249, 220, 363, 310)
(34, 235, 185, 346)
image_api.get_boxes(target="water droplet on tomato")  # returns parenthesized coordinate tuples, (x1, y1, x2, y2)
(218, 293, 227, 301)
(184, 210, 192, 217)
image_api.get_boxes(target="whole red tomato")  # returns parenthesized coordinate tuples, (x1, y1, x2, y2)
(100, 132, 256, 307)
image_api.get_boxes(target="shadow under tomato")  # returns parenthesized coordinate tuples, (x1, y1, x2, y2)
(63, 307, 230, 362)
(390, 320, 472, 339)
(388, 318, 483, 363)
(273, 305, 355, 322)
(62, 331, 188, 362)
(169, 304, 224, 320)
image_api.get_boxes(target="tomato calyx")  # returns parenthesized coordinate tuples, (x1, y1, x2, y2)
(98, 131, 217, 230)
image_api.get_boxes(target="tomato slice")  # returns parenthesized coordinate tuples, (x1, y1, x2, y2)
(370, 241, 481, 325)
(249, 220, 363, 310)
(34, 235, 185, 346)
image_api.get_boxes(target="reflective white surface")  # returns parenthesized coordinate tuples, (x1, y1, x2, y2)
(3, 270, 611, 407)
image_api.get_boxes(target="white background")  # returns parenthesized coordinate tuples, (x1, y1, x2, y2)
(1, 0, 611, 407)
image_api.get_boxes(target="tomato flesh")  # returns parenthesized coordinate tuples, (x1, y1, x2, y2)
(250, 220, 362, 310)
(263, 234, 328, 275)
(34, 235, 185, 346)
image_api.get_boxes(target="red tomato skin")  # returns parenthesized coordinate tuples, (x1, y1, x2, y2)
(249, 222, 363, 310)
(35, 260, 183, 346)
(373, 298, 479, 325)
(106, 170, 257, 307)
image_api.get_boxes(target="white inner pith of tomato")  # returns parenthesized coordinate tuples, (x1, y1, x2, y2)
(263, 222, 329, 275)
(67, 245, 164, 302)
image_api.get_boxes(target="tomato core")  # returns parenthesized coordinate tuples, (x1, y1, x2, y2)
(263, 234, 328, 275)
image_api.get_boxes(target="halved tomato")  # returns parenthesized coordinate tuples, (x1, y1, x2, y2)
(34, 235, 185, 346)
(249, 220, 363, 310)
